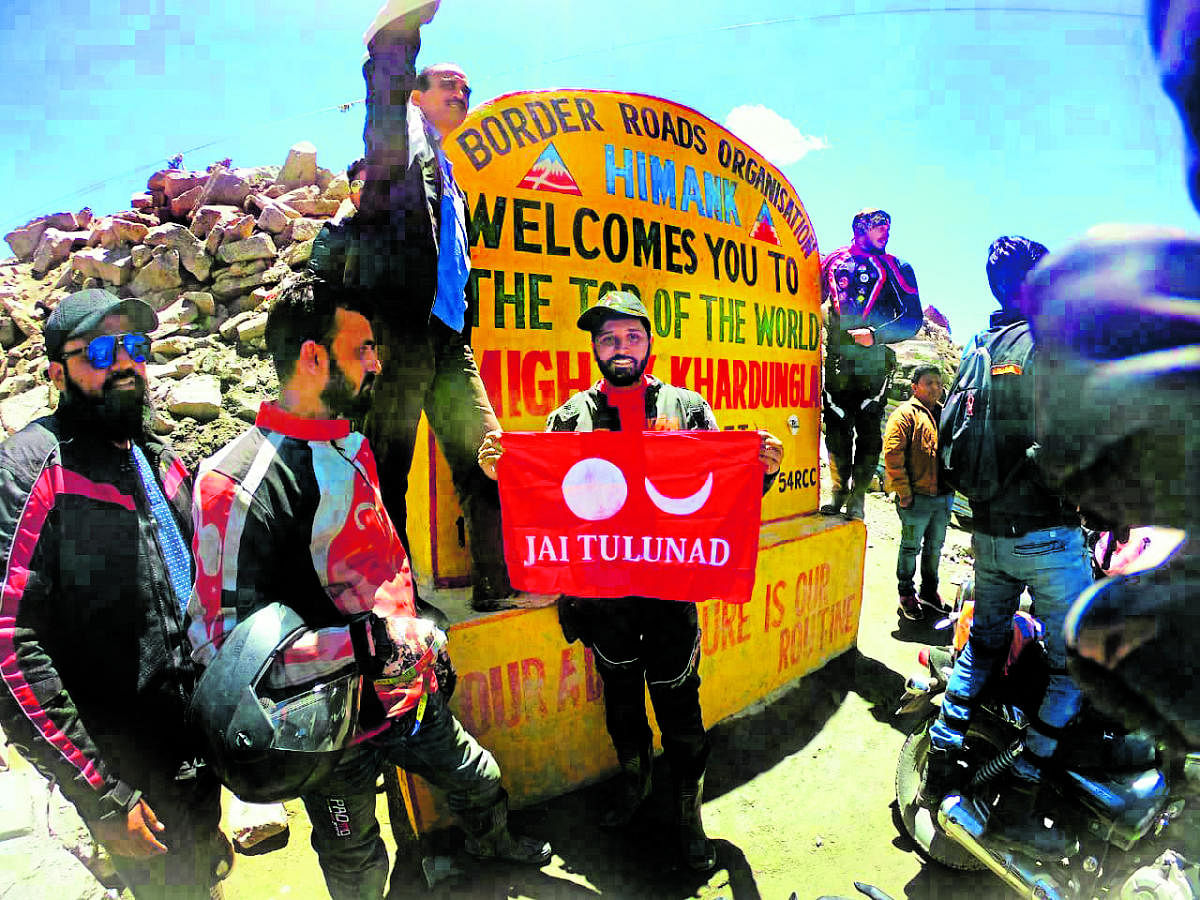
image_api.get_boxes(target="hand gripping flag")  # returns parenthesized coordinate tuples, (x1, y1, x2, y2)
(498, 430, 763, 603)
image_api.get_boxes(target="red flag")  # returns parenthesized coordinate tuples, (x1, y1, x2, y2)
(498, 431, 763, 603)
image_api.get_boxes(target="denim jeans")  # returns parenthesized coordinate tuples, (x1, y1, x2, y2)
(301, 692, 502, 900)
(895, 493, 953, 599)
(930, 525, 1093, 773)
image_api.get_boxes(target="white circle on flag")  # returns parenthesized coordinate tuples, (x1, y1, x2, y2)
(561, 457, 628, 521)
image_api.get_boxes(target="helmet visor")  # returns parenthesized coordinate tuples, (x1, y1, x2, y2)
(265, 672, 362, 753)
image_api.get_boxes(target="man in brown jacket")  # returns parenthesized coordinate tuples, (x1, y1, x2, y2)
(883, 365, 954, 620)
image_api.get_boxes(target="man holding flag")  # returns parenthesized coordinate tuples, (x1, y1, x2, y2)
(478, 291, 782, 873)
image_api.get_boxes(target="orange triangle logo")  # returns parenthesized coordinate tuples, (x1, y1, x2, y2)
(749, 201, 781, 245)
(516, 142, 583, 196)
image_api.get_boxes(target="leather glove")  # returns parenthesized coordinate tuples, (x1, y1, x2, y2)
(367, 614, 447, 687)
(434, 647, 456, 700)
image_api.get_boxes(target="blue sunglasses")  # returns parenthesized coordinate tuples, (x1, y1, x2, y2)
(63, 333, 151, 369)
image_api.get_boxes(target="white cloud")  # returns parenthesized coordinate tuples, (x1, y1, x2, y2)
(722, 105, 829, 167)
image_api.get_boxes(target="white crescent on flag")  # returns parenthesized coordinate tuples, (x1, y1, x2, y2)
(644, 473, 713, 516)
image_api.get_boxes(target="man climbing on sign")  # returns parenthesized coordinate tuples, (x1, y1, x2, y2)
(310, 0, 521, 614)
(820, 208, 923, 520)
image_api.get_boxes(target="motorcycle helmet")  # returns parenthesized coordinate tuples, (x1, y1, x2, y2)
(190, 603, 363, 802)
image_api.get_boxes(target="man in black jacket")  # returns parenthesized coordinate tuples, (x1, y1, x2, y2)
(820, 209, 923, 520)
(479, 292, 784, 873)
(923, 238, 1092, 856)
(0, 289, 227, 898)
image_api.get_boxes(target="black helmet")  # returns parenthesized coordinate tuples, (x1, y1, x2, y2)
(189, 603, 363, 803)
(985, 235, 1048, 308)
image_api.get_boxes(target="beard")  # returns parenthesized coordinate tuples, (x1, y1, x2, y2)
(58, 369, 149, 443)
(321, 364, 375, 420)
(594, 350, 649, 387)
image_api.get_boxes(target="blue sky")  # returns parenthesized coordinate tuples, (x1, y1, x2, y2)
(1, 0, 1193, 338)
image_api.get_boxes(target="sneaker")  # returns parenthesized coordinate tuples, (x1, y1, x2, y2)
(921, 594, 951, 615)
(471, 591, 558, 613)
(363, 0, 439, 46)
(843, 492, 866, 520)
(471, 595, 518, 613)
(898, 593, 923, 621)
(509, 591, 559, 609)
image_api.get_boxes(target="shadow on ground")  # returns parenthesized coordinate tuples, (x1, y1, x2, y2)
(389, 646, 922, 899)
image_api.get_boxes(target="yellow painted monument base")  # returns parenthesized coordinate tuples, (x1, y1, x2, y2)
(394, 512, 865, 833)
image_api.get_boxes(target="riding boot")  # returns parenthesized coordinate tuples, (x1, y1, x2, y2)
(843, 487, 867, 521)
(461, 790, 552, 865)
(987, 778, 1075, 858)
(601, 743, 653, 829)
(677, 773, 717, 872)
(920, 745, 967, 807)
(820, 460, 848, 515)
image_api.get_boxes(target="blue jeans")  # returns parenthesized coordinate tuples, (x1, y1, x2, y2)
(930, 526, 1093, 775)
(301, 692, 502, 900)
(895, 493, 953, 599)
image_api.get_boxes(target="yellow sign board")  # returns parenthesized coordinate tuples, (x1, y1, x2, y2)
(401, 515, 865, 829)
(413, 90, 824, 584)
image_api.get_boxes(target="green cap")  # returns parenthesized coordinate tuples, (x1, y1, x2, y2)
(576, 291, 651, 333)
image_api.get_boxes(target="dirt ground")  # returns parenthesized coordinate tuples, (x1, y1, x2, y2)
(215, 485, 1016, 900)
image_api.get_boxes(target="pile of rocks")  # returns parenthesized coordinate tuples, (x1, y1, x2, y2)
(0, 142, 353, 466)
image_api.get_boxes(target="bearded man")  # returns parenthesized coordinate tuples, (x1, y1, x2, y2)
(479, 291, 783, 873)
(0, 289, 229, 898)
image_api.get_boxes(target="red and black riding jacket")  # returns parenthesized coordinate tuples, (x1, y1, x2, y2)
(0, 415, 197, 821)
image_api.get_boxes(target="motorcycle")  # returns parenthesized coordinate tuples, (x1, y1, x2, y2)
(894, 580, 1200, 899)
